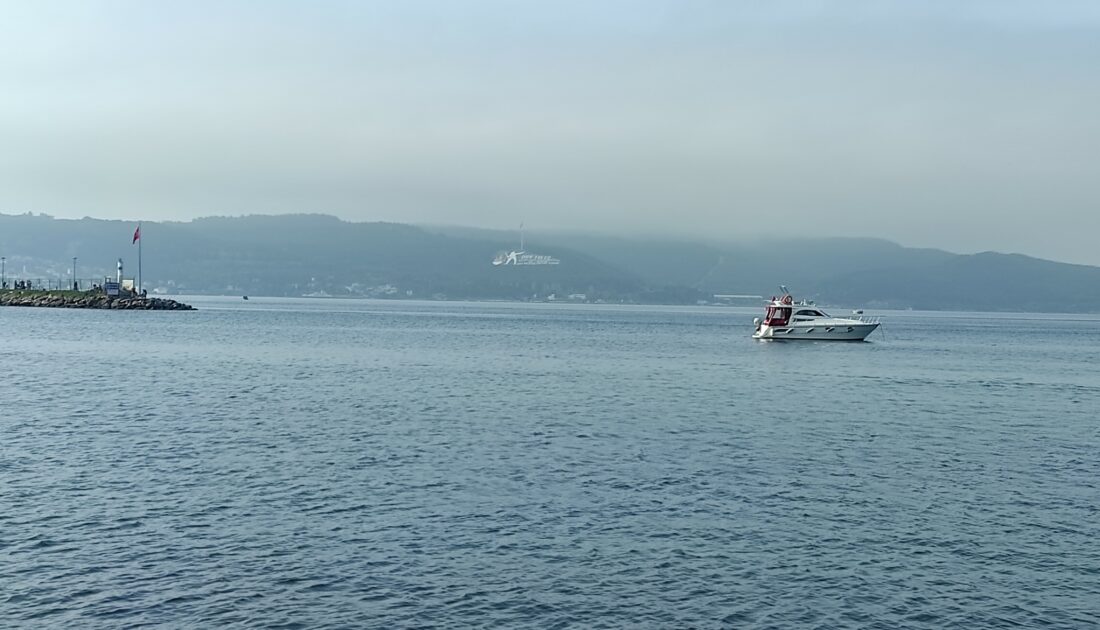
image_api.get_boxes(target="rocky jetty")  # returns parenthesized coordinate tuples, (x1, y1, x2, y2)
(0, 291, 195, 310)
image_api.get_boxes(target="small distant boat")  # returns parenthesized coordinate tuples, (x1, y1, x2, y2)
(752, 287, 879, 341)
(242, 295, 249, 300)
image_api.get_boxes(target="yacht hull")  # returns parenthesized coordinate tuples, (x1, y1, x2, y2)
(753, 322, 879, 341)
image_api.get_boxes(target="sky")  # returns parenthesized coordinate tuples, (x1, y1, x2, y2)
(2, 0, 1099, 264)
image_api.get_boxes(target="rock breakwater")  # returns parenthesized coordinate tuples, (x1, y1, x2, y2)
(0, 291, 194, 310)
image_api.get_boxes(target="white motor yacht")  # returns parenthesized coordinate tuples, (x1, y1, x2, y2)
(752, 290, 879, 341)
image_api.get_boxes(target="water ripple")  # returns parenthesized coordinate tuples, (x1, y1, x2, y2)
(1, 299, 1098, 627)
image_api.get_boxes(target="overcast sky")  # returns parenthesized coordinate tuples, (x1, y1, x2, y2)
(2, 1, 1098, 264)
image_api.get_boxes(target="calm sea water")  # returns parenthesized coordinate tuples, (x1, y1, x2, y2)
(2, 297, 1098, 628)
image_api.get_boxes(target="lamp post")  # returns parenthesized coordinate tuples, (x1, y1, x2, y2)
(72, 257, 77, 290)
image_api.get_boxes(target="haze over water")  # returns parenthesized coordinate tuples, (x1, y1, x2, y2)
(2, 298, 1098, 627)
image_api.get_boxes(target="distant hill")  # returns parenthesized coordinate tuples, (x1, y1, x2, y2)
(0, 213, 675, 302)
(429, 226, 1100, 312)
(820, 251, 1100, 312)
(4, 212, 1100, 311)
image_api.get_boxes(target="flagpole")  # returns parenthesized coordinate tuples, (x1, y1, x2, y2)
(138, 223, 142, 295)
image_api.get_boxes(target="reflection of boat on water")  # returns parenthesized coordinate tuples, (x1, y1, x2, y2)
(752, 287, 879, 341)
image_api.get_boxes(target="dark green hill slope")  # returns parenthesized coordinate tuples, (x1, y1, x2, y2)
(4, 212, 1099, 311)
(0, 213, 661, 301)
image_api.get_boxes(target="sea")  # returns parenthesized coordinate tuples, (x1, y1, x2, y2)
(2, 297, 1098, 628)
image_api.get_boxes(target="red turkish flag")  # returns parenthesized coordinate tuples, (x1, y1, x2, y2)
(132, 225, 141, 244)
